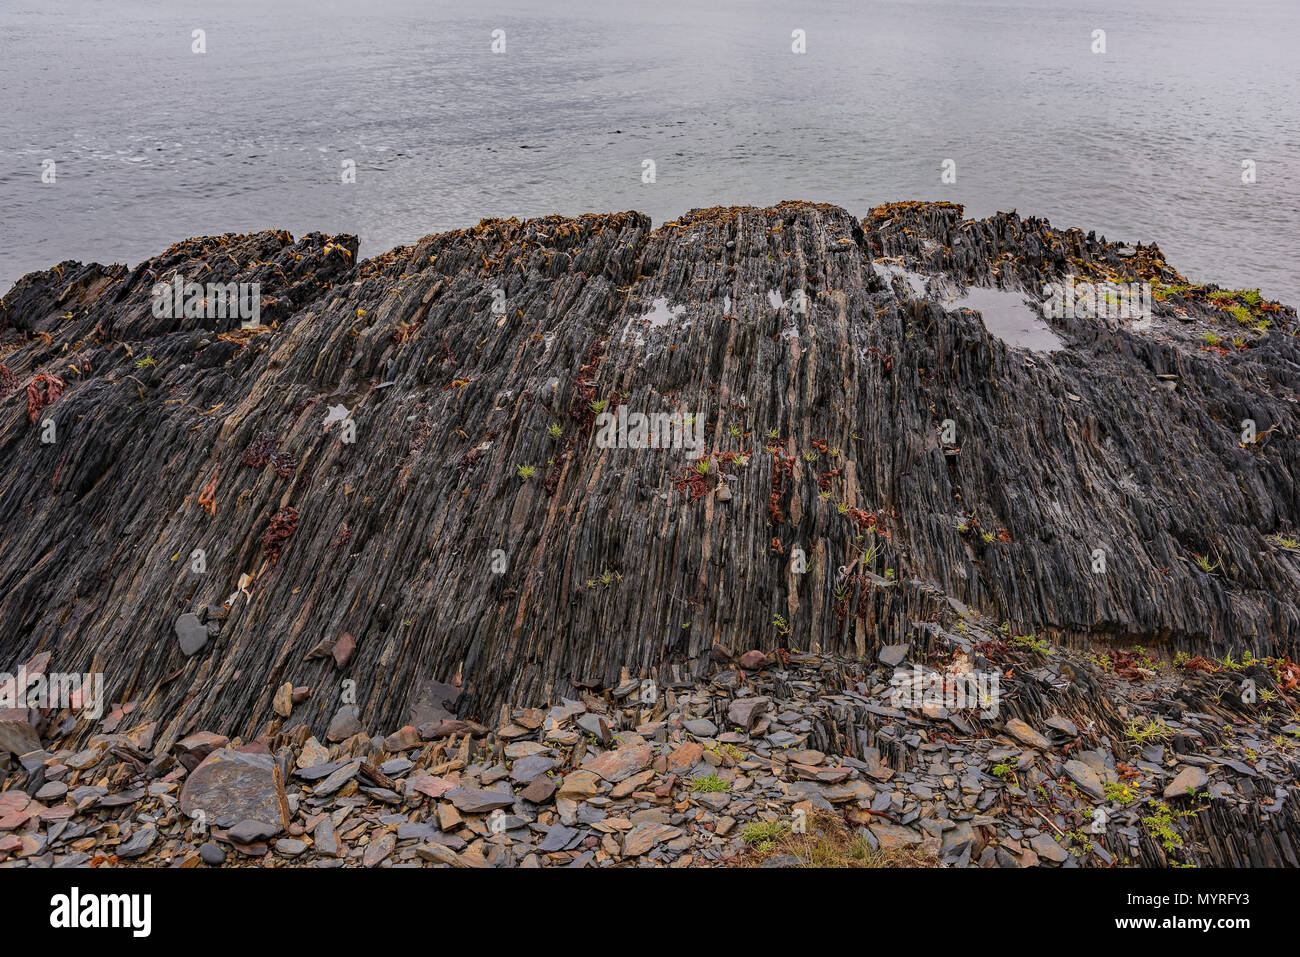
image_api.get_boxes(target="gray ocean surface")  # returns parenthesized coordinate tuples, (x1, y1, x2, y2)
(2, 0, 1297, 303)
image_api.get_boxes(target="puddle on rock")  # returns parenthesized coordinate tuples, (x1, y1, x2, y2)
(643, 297, 683, 328)
(622, 297, 685, 346)
(941, 285, 1064, 353)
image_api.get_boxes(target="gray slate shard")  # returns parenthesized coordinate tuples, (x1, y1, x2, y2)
(313, 760, 363, 797)
(174, 612, 208, 656)
(117, 826, 158, 858)
(879, 644, 909, 667)
(537, 823, 584, 852)
(445, 787, 514, 813)
(228, 818, 281, 843)
(295, 760, 345, 781)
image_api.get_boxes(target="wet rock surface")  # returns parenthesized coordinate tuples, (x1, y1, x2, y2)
(1, 201, 1299, 867)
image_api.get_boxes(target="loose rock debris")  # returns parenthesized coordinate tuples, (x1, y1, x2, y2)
(2, 627, 1299, 868)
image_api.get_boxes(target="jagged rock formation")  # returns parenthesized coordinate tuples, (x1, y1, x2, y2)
(1, 201, 1297, 757)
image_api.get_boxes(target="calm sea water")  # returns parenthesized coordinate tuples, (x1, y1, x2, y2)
(2, 0, 1297, 303)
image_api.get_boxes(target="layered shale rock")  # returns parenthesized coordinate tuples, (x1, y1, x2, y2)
(0, 202, 1297, 759)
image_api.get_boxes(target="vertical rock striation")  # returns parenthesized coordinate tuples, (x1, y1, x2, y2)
(0, 202, 1296, 750)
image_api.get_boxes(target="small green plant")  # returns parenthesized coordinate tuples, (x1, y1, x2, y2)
(1065, 829, 1095, 856)
(1153, 282, 1191, 301)
(517, 464, 536, 480)
(691, 773, 731, 794)
(991, 759, 1016, 780)
(1201, 332, 1220, 346)
(729, 423, 742, 437)
(135, 356, 156, 368)
(1011, 633, 1049, 655)
(741, 819, 789, 848)
(547, 422, 563, 439)
(1267, 534, 1300, 550)
(772, 612, 791, 636)
(1192, 553, 1219, 574)
(1124, 716, 1172, 745)
(590, 398, 607, 414)
(1104, 781, 1137, 805)
(1220, 651, 1254, 671)
(767, 428, 779, 440)
(710, 742, 744, 763)
(981, 531, 995, 544)
(1142, 802, 1184, 853)
(694, 459, 710, 475)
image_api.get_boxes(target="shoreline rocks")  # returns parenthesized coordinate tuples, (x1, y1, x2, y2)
(3, 613, 1299, 868)
(0, 202, 1296, 742)
(1, 200, 1298, 867)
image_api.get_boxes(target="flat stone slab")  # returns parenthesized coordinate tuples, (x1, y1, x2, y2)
(727, 696, 771, 729)
(1029, 832, 1068, 863)
(622, 822, 682, 857)
(179, 748, 288, 830)
(581, 744, 651, 782)
(445, 787, 514, 813)
(879, 644, 909, 667)
(1064, 759, 1105, 800)
(869, 823, 922, 849)
(1164, 766, 1210, 798)
(1004, 718, 1050, 750)
(509, 754, 556, 784)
